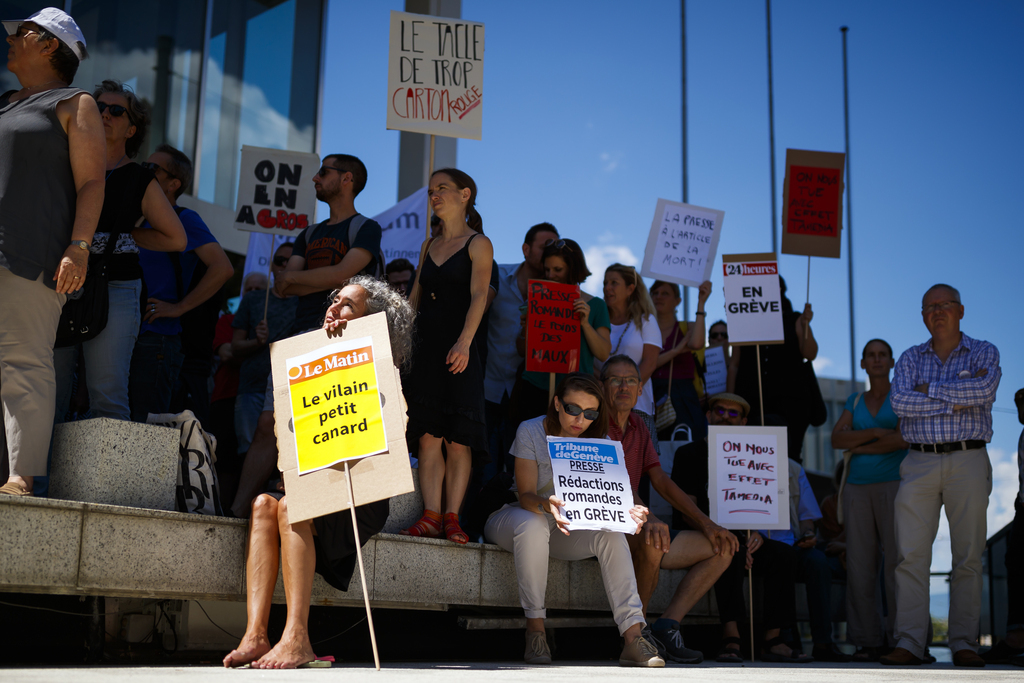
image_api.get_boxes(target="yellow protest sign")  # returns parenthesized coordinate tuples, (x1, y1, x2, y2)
(286, 336, 387, 474)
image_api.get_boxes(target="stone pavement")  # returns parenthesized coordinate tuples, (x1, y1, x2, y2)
(2, 661, 1021, 683)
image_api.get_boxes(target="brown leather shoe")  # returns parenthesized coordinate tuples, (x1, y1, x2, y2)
(953, 649, 986, 667)
(879, 647, 924, 666)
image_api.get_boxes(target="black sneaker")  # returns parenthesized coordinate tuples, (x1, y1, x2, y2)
(651, 625, 704, 664)
(812, 644, 853, 662)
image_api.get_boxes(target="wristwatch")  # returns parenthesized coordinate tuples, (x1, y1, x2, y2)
(71, 240, 90, 251)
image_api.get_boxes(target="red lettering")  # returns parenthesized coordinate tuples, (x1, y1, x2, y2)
(256, 208, 276, 229)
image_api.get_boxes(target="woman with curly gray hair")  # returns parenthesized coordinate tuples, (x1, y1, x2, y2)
(51, 79, 186, 427)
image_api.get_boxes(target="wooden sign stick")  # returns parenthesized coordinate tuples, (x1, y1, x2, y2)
(749, 343, 765, 658)
(263, 252, 274, 322)
(343, 461, 381, 671)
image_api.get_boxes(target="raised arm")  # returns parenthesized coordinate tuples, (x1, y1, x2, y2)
(795, 304, 818, 361)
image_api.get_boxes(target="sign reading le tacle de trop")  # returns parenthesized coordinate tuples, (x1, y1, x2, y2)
(548, 437, 636, 535)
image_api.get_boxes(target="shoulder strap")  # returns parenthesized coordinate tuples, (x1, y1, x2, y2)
(852, 392, 863, 411)
(346, 213, 368, 246)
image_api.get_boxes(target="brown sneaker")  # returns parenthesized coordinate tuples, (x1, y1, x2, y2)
(953, 649, 985, 667)
(619, 635, 666, 667)
(879, 647, 924, 666)
(524, 630, 551, 665)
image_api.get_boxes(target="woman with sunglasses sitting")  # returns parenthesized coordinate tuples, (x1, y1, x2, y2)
(485, 373, 664, 667)
(510, 238, 611, 431)
(52, 80, 186, 429)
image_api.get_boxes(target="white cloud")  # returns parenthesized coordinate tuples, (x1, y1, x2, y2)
(599, 151, 619, 173)
(582, 242, 639, 297)
(812, 356, 834, 374)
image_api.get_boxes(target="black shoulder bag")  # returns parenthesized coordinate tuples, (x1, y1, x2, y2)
(54, 234, 118, 348)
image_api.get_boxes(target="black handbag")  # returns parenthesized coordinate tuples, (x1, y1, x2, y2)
(54, 233, 117, 348)
(801, 359, 828, 427)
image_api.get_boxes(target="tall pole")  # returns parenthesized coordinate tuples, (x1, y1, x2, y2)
(680, 0, 690, 320)
(766, 0, 778, 254)
(841, 26, 855, 386)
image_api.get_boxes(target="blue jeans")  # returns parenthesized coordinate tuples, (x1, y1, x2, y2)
(234, 391, 267, 455)
(129, 331, 184, 423)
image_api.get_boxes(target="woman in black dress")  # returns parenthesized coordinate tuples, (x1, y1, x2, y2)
(401, 168, 493, 544)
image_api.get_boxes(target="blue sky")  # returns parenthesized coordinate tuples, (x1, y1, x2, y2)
(320, 0, 1024, 572)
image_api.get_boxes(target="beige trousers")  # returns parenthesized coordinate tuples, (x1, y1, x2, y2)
(843, 480, 900, 647)
(0, 269, 66, 477)
(893, 447, 992, 657)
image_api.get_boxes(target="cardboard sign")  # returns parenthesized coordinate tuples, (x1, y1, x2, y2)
(387, 11, 485, 140)
(548, 437, 635, 534)
(525, 280, 581, 374)
(270, 313, 414, 524)
(721, 253, 784, 346)
(781, 149, 846, 258)
(234, 146, 320, 237)
(285, 337, 388, 475)
(708, 426, 790, 530)
(641, 199, 724, 288)
(703, 345, 728, 396)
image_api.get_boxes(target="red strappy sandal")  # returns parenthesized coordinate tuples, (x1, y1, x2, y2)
(443, 512, 469, 544)
(399, 509, 442, 538)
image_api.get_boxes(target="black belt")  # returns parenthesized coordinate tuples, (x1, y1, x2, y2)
(910, 440, 986, 454)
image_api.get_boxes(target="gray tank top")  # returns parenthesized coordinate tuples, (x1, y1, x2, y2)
(0, 86, 87, 289)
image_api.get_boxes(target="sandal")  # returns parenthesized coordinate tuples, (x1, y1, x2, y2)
(760, 636, 814, 663)
(399, 510, 442, 538)
(443, 512, 469, 544)
(716, 636, 744, 663)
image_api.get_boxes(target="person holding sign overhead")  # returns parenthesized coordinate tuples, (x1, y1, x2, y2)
(223, 277, 415, 669)
(484, 374, 664, 667)
(400, 169, 493, 545)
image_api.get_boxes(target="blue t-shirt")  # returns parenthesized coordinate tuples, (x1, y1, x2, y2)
(843, 391, 908, 485)
(138, 208, 217, 336)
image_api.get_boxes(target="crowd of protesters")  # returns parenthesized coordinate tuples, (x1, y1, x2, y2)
(1, 8, 1021, 672)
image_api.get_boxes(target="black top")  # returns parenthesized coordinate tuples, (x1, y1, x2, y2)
(671, 438, 710, 531)
(90, 163, 156, 282)
(733, 309, 806, 418)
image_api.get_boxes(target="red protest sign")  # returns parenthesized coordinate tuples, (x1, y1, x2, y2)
(525, 280, 581, 374)
(786, 165, 841, 237)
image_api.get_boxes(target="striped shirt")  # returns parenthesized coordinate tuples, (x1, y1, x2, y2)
(891, 333, 1000, 444)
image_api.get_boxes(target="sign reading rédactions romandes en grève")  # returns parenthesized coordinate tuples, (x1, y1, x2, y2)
(548, 437, 636, 535)
(641, 199, 725, 288)
(721, 253, 784, 346)
(707, 426, 790, 531)
(233, 146, 320, 237)
(387, 11, 484, 140)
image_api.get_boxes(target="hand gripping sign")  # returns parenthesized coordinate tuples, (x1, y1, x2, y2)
(548, 437, 636, 534)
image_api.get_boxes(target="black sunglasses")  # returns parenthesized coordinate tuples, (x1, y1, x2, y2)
(317, 165, 346, 177)
(273, 256, 290, 267)
(713, 405, 742, 418)
(97, 101, 128, 117)
(709, 332, 729, 340)
(562, 402, 600, 421)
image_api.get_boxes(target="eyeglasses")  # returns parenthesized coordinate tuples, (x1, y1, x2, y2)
(713, 406, 742, 418)
(544, 238, 573, 253)
(922, 300, 959, 314)
(273, 256, 290, 267)
(606, 376, 640, 388)
(97, 101, 128, 117)
(317, 166, 346, 177)
(562, 402, 600, 421)
(139, 161, 172, 177)
(709, 332, 729, 340)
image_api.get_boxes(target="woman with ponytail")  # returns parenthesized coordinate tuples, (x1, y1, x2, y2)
(401, 169, 493, 544)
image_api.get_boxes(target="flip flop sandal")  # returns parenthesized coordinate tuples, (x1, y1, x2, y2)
(234, 656, 334, 669)
(716, 636, 744, 663)
(760, 636, 814, 663)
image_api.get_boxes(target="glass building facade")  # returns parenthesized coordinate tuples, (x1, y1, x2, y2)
(2, 0, 324, 244)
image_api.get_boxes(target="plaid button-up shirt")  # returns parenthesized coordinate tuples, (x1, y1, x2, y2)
(891, 333, 1000, 444)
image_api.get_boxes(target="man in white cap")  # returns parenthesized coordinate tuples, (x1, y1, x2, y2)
(3, 7, 88, 61)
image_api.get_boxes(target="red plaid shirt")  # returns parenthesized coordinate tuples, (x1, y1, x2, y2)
(607, 412, 661, 494)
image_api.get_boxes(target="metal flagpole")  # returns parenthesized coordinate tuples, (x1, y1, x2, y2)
(766, 0, 778, 254)
(680, 0, 690, 320)
(841, 27, 856, 386)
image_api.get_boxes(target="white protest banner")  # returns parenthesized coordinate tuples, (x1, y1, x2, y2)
(641, 199, 724, 288)
(548, 436, 635, 534)
(703, 345, 728, 396)
(240, 233, 295, 295)
(387, 11, 484, 140)
(379, 187, 429, 264)
(708, 426, 789, 530)
(234, 146, 320, 237)
(721, 253, 784, 346)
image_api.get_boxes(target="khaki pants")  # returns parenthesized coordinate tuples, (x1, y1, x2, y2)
(893, 447, 992, 657)
(843, 480, 900, 647)
(0, 269, 66, 478)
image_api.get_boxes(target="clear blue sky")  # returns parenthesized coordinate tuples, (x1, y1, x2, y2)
(320, 0, 1024, 570)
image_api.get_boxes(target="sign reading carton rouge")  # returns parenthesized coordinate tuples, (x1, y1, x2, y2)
(525, 280, 581, 374)
(233, 146, 320, 237)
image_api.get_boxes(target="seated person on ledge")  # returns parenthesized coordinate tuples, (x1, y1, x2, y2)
(484, 373, 665, 668)
(223, 277, 415, 669)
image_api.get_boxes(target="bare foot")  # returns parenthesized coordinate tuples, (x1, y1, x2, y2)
(223, 632, 271, 668)
(252, 630, 315, 669)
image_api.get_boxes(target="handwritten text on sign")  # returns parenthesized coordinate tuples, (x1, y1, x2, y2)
(548, 437, 636, 534)
(234, 146, 320, 237)
(716, 432, 779, 526)
(387, 11, 484, 140)
(286, 337, 387, 475)
(721, 256, 784, 345)
(526, 280, 581, 374)
(703, 345, 728, 395)
(641, 199, 724, 288)
(786, 166, 841, 236)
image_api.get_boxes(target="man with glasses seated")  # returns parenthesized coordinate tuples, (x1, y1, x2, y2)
(601, 355, 739, 663)
(130, 144, 233, 422)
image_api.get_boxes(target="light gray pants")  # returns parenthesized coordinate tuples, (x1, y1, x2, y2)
(843, 480, 900, 648)
(0, 269, 65, 478)
(485, 503, 646, 635)
(893, 447, 992, 657)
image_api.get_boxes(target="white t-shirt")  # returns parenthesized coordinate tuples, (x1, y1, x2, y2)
(596, 314, 661, 415)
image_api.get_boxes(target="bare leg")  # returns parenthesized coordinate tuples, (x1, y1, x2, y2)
(659, 531, 734, 622)
(626, 533, 664, 617)
(722, 621, 741, 654)
(623, 622, 644, 643)
(223, 494, 280, 667)
(253, 496, 317, 669)
(442, 441, 472, 514)
(526, 617, 545, 633)
(416, 434, 445, 513)
(231, 410, 277, 518)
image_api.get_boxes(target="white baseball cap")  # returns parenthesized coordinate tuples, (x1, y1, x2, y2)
(3, 7, 88, 61)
